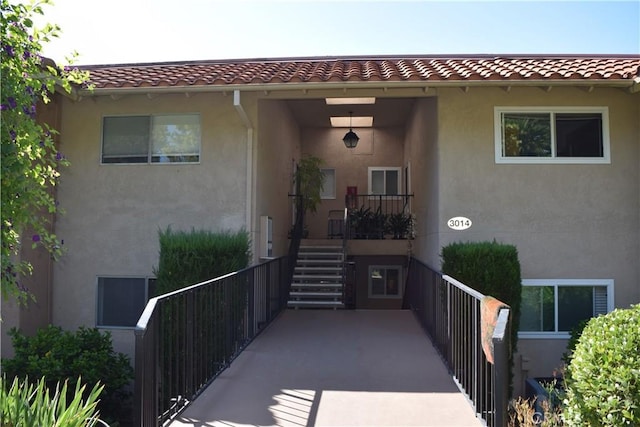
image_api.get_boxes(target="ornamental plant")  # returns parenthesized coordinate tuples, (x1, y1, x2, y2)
(563, 304, 640, 426)
(0, 375, 104, 427)
(1, 0, 90, 299)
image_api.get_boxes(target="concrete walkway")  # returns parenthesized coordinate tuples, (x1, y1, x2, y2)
(170, 310, 482, 427)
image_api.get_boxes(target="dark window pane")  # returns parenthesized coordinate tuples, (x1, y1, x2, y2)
(370, 268, 385, 295)
(102, 116, 150, 163)
(97, 277, 146, 327)
(558, 286, 594, 332)
(521, 286, 555, 331)
(371, 170, 384, 194)
(556, 114, 603, 157)
(386, 170, 399, 195)
(503, 113, 551, 157)
(386, 268, 399, 295)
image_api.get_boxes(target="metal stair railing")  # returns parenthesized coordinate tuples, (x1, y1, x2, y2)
(403, 257, 511, 427)
(133, 256, 291, 427)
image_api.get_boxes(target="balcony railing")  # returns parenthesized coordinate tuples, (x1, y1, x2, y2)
(133, 256, 291, 426)
(343, 193, 414, 240)
(403, 258, 511, 427)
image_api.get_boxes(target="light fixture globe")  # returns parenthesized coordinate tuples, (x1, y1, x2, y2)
(343, 129, 359, 148)
(343, 111, 359, 148)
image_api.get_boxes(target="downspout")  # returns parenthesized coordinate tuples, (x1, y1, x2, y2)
(233, 90, 256, 263)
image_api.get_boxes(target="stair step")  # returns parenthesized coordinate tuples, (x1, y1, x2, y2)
(287, 300, 345, 308)
(296, 258, 343, 264)
(299, 246, 342, 251)
(289, 291, 343, 298)
(293, 274, 342, 283)
(297, 253, 343, 259)
(290, 283, 343, 289)
(295, 266, 342, 272)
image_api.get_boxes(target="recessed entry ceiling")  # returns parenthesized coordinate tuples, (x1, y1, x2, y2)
(286, 98, 416, 128)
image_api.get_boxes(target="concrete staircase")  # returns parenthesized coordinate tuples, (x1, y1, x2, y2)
(288, 245, 345, 309)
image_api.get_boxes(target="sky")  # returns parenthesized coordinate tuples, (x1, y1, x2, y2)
(36, 0, 640, 66)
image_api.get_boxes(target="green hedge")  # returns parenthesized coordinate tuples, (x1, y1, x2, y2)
(1, 326, 133, 425)
(441, 240, 522, 335)
(153, 227, 251, 411)
(441, 240, 522, 394)
(563, 304, 640, 426)
(154, 227, 251, 295)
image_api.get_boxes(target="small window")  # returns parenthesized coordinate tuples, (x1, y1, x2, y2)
(368, 167, 401, 195)
(495, 107, 609, 164)
(97, 277, 156, 328)
(320, 168, 336, 199)
(369, 266, 402, 298)
(102, 114, 201, 164)
(519, 279, 613, 339)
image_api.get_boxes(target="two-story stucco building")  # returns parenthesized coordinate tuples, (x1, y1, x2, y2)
(2, 55, 639, 396)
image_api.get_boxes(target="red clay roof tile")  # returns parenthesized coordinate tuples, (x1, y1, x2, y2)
(78, 55, 640, 90)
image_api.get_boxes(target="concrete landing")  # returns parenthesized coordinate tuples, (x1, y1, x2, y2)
(170, 310, 482, 427)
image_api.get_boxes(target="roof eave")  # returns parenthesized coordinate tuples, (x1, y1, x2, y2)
(79, 78, 638, 97)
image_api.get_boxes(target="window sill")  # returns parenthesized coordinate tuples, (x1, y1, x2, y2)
(496, 157, 610, 165)
(518, 332, 571, 340)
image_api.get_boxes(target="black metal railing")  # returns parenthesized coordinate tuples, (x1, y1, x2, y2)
(403, 258, 511, 427)
(134, 256, 291, 426)
(345, 193, 413, 240)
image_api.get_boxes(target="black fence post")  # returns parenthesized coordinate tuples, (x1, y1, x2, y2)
(248, 267, 255, 337)
(185, 292, 194, 398)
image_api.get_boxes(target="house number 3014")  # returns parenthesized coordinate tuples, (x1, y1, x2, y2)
(447, 217, 472, 230)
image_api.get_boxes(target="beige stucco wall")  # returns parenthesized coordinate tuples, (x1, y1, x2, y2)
(255, 99, 300, 257)
(404, 97, 439, 265)
(434, 86, 640, 392)
(53, 92, 250, 358)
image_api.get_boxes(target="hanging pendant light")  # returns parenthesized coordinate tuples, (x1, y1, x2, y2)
(342, 111, 359, 149)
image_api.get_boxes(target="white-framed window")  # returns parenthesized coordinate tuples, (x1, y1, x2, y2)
(494, 107, 610, 164)
(368, 167, 401, 195)
(102, 114, 201, 164)
(519, 279, 614, 339)
(96, 277, 156, 328)
(369, 265, 402, 298)
(320, 168, 336, 199)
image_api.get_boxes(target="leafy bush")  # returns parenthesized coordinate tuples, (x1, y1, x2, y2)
(1, 326, 133, 425)
(154, 227, 250, 295)
(441, 240, 522, 394)
(1, 375, 104, 427)
(563, 304, 640, 426)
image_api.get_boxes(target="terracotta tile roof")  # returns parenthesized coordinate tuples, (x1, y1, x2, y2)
(79, 55, 640, 90)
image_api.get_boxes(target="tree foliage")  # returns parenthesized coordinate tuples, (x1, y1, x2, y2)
(1, 0, 89, 298)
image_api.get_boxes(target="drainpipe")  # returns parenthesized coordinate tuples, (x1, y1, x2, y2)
(233, 90, 256, 263)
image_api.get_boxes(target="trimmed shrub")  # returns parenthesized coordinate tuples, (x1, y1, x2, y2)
(0, 376, 104, 427)
(1, 326, 133, 425)
(152, 227, 251, 412)
(441, 240, 522, 339)
(563, 303, 640, 426)
(154, 227, 251, 295)
(441, 240, 522, 394)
